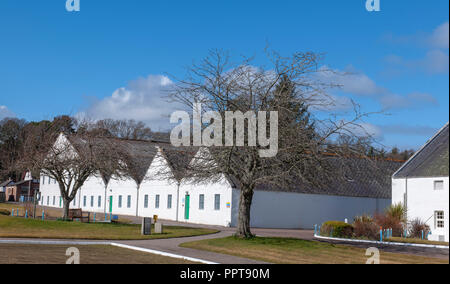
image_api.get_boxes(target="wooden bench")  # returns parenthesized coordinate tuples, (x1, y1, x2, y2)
(68, 209, 90, 223)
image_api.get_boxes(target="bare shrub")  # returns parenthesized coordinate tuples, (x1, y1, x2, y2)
(409, 218, 431, 239)
(353, 215, 379, 240)
(375, 213, 404, 237)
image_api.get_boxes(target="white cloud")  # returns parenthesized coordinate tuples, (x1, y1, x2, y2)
(379, 92, 438, 109)
(380, 124, 438, 137)
(0, 106, 15, 120)
(423, 49, 449, 74)
(354, 123, 382, 138)
(429, 22, 449, 49)
(383, 21, 449, 75)
(385, 49, 449, 75)
(316, 66, 437, 110)
(78, 75, 184, 131)
(318, 66, 382, 96)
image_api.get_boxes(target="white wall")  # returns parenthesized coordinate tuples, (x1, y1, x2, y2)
(231, 189, 390, 229)
(138, 151, 179, 221)
(178, 175, 233, 227)
(106, 177, 138, 216)
(39, 175, 63, 208)
(75, 175, 107, 214)
(393, 177, 449, 242)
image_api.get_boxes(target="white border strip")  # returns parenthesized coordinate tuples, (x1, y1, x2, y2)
(110, 243, 217, 264)
(314, 234, 449, 249)
(0, 239, 217, 264)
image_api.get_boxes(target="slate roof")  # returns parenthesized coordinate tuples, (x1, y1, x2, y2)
(11, 180, 39, 186)
(0, 180, 13, 187)
(160, 146, 199, 182)
(253, 158, 402, 199)
(68, 135, 159, 185)
(394, 123, 449, 179)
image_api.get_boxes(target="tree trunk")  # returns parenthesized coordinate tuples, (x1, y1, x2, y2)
(62, 199, 71, 220)
(236, 185, 254, 238)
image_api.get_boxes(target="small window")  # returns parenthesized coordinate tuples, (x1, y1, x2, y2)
(434, 180, 444, 190)
(435, 211, 445, 229)
(118, 196, 123, 208)
(214, 194, 220, 211)
(98, 196, 102, 208)
(83, 196, 87, 207)
(199, 194, 205, 210)
(41, 196, 44, 205)
(167, 194, 172, 209)
(73, 197, 76, 206)
(47, 196, 49, 206)
(155, 195, 160, 209)
(90, 196, 94, 207)
(42, 176, 45, 185)
(144, 195, 149, 208)
(127, 195, 131, 208)
(48, 177, 51, 185)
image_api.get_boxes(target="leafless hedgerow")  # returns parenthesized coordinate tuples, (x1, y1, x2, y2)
(163, 49, 383, 238)
(17, 119, 127, 220)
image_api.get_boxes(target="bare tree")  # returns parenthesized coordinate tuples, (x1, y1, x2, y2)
(18, 120, 126, 219)
(89, 119, 153, 140)
(167, 49, 379, 238)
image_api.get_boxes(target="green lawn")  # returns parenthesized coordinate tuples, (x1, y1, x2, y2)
(180, 236, 449, 264)
(0, 215, 218, 240)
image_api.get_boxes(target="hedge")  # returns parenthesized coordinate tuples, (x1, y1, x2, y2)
(0, 209, 11, 216)
(320, 221, 354, 238)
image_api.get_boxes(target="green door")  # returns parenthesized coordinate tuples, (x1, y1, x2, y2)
(109, 196, 113, 213)
(184, 195, 190, 220)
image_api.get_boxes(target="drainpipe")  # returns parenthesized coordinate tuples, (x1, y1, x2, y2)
(176, 182, 180, 222)
(405, 177, 408, 222)
(104, 184, 107, 215)
(136, 184, 140, 217)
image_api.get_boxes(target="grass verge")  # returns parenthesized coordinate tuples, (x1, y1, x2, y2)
(0, 215, 218, 240)
(180, 236, 449, 264)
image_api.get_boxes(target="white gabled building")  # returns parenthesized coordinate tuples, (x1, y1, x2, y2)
(392, 123, 449, 242)
(40, 134, 401, 229)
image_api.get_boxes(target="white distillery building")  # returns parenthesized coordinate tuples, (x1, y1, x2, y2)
(40, 134, 400, 229)
(392, 123, 449, 242)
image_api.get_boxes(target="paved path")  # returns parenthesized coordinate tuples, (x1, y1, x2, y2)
(117, 231, 268, 264)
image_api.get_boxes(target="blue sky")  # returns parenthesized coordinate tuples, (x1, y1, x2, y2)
(0, 0, 448, 150)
